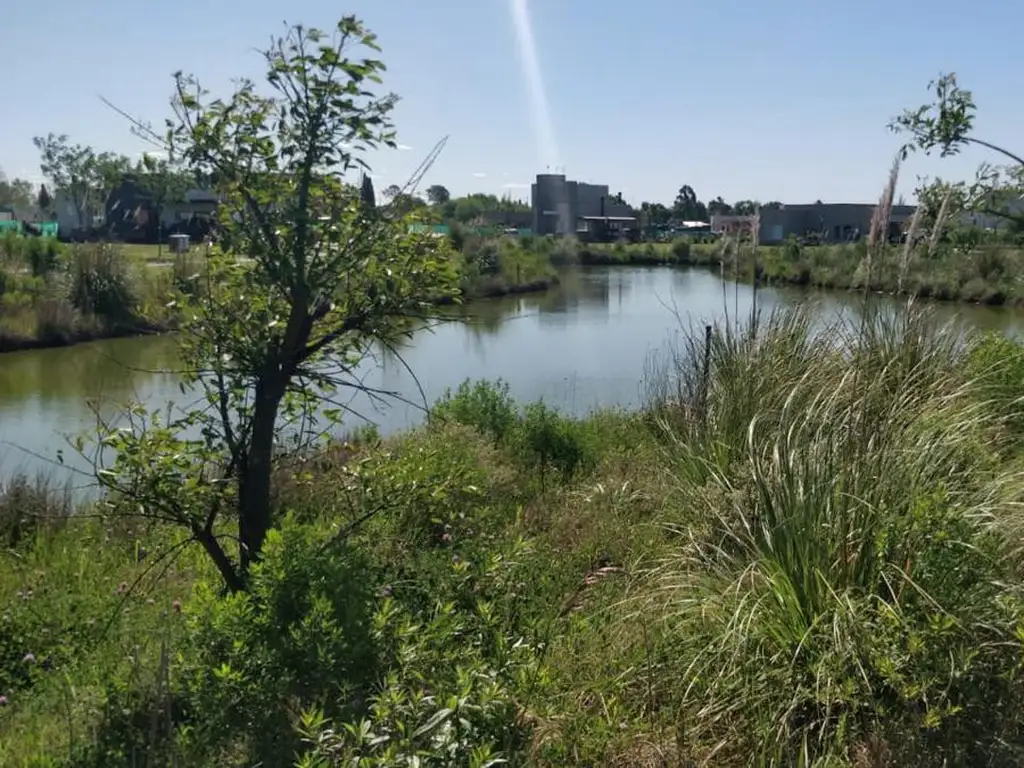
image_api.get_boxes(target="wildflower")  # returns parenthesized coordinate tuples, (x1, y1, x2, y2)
(114, 582, 129, 596)
(22, 653, 35, 664)
(0, 695, 8, 706)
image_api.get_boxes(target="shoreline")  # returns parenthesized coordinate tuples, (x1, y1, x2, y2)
(9, 239, 1022, 357)
(576, 246, 1024, 309)
(0, 322, 169, 356)
(0, 276, 560, 356)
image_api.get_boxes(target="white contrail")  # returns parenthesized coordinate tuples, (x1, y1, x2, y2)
(508, 0, 560, 171)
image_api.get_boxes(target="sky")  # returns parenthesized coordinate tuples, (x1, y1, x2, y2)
(2, 0, 1021, 207)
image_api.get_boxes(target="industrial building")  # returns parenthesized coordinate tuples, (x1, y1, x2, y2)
(712, 202, 919, 245)
(531, 174, 637, 241)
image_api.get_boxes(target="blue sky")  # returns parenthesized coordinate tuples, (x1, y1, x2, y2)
(2, 0, 1020, 206)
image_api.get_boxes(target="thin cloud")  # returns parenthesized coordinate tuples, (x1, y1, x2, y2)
(472, 172, 487, 178)
(396, 143, 413, 151)
(502, 182, 529, 189)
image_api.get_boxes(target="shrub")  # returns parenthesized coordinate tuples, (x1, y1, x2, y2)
(670, 237, 691, 262)
(24, 237, 63, 277)
(448, 222, 469, 252)
(294, 552, 537, 767)
(355, 428, 491, 549)
(178, 517, 378, 764)
(67, 243, 138, 326)
(0, 474, 71, 549)
(516, 401, 591, 488)
(462, 238, 500, 275)
(781, 234, 802, 262)
(33, 295, 79, 344)
(431, 379, 518, 445)
(171, 251, 205, 298)
(548, 236, 579, 265)
(966, 331, 1024, 438)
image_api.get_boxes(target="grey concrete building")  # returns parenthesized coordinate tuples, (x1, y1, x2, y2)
(712, 203, 918, 244)
(531, 174, 635, 238)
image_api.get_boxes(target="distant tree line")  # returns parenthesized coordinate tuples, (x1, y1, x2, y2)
(393, 181, 780, 231)
(636, 185, 782, 227)
(375, 183, 530, 225)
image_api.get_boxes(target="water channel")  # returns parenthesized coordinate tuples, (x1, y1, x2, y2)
(3, 265, 1024, 487)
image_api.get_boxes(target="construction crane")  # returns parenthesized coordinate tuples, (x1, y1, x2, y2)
(399, 135, 448, 198)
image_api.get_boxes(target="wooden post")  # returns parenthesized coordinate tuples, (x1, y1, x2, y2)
(701, 323, 712, 421)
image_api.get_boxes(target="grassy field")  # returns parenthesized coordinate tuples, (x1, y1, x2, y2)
(4, 303, 1024, 765)
(118, 243, 187, 262)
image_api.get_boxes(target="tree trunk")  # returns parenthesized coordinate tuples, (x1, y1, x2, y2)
(195, 528, 246, 592)
(237, 377, 284, 574)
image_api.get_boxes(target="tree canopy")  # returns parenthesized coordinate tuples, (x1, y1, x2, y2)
(92, 15, 459, 589)
(891, 72, 1024, 233)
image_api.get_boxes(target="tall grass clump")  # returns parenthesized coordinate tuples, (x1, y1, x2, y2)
(642, 305, 1024, 765)
(0, 473, 73, 548)
(647, 305, 831, 483)
(67, 243, 139, 328)
(964, 330, 1024, 440)
(0, 233, 64, 277)
(171, 250, 207, 298)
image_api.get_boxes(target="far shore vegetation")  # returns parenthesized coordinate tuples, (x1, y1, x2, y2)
(5, 223, 1024, 353)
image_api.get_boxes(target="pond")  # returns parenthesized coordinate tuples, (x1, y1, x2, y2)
(3, 266, 1023, 486)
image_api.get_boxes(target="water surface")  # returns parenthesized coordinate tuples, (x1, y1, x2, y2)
(3, 266, 1023, 485)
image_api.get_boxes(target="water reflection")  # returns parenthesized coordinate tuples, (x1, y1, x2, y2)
(0, 334, 179, 404)
(4, 265, 1024, 483)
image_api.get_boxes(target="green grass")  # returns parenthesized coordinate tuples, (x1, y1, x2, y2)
(118, 243, 186, 263)
(5, 301, 1024, 765)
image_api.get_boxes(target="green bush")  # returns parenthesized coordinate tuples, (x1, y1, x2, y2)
(177, 518, 378, 764)
(670, 237, 691, 262)
(171, 252, 205, 298)
(966, 331, 1024, 438)
(0, 475, 71, 549)
(25, 237, 63, 277)
(67, 243, 138, 326)
(0, 233, 64, 277)
(548, 236, 579, 265)
(431, 379, 518, 445)
(516, 401, 591, 487)
(294, 552, 538, 767)
(356, 430, 491, 550)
